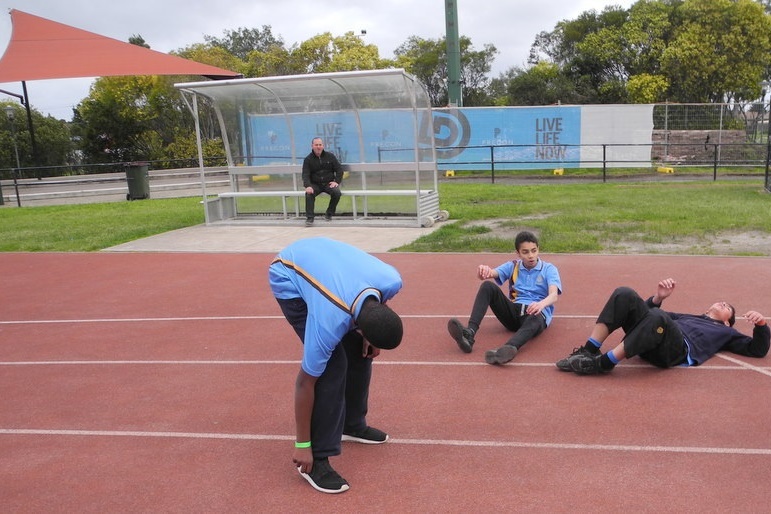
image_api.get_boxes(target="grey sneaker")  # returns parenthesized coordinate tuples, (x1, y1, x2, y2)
(324, 212, 332, 221)
(556, 346, 596, 372)
(298, 458, 349, 494)
(447, 318, 474, 353)
(341, 426, 388, 444)
(484, 345, 518, 365)
(569, 353, 609, 375)
(305, 218, 314, 227)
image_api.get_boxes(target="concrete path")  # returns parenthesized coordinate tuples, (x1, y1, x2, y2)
(104, 222, 444, 253)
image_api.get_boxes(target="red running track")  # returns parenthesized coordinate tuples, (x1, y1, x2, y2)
(1, 252, 770, 512)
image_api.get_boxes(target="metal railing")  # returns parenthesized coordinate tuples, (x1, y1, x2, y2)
(432, 142, 770, 184)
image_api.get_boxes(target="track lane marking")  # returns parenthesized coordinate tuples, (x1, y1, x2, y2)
(1, 428, 769, 455)
(0, 314, 601, 325)
(0, 360, 768, 372)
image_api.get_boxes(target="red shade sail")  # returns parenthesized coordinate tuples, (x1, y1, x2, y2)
(0, 9, 241, 83)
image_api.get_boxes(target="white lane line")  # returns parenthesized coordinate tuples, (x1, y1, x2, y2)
(1, 314, 764, 325)
(0, 360, 302, 366)
(0, 428, 290, 441)
(0, 314, 602, 325)
(0, 360, 767, 371)
(715, 353, 771, 377)
(392, 438, 771, 455)
(0, 316, 281, 325)
(1, 428, 769, 455)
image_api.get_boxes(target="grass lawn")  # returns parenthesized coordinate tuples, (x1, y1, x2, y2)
(0, 180, 769, 255)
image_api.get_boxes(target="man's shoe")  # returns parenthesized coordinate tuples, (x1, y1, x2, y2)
(484, 345, 518, 365)
(341, 426, 388, 444)
(555, 346, 596, 372)
(568, 353, 609, 375)
(298, 458, 349, 494)
(447, 318, 475, 353)
(324, 213, 332, 221)
(305, 218, 314, 227)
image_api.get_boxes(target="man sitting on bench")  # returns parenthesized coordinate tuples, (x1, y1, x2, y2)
(302, 137, 343, 226)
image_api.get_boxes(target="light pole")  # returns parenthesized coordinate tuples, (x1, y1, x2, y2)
(4, 105, 22, 207)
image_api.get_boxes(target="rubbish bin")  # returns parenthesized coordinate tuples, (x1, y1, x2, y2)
(124, 162, 150, 200)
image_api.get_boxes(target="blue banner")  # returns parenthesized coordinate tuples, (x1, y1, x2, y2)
(243, 105, 655, 170)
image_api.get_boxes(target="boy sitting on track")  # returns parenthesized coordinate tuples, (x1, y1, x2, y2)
(447, 231, 562, 365)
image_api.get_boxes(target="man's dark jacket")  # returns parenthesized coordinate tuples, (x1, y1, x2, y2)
(302, 150, 342, 187)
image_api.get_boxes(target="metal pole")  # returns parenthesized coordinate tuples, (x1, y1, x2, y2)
(5, 106, 22, 206)
(490, 146, 495, 184)
(21, 82, 40, 174)
(444, 0, 462, 107)
(10, 129, 22, 206)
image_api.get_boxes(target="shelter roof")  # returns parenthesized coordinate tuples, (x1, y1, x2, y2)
(0, 9, 240, 83)
(175, 69, 427, 114)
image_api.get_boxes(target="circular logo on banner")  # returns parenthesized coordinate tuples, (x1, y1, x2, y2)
(433, 110, 470, 159)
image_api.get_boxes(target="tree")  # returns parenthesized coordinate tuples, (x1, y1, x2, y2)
(243, 44, 303, 77)
(1, 102, 73, 172)
(163, 128, 226, 167)
(394, 36, 444, 106)
(661, 0, 771, 102)
(500, 62, 585, 106)
(174, 43, 246, 77)
(529, 5, 632, 103)
(527, 0, 771, 104)
(128, 35, 150, 49)
(626, 73, 670, 103)
(394, 35, 497, 107)
(71, 75, 191, 163)
(203, 26, 284, 60)
(287, 32, 393, 74)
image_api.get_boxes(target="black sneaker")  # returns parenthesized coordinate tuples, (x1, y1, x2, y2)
(447, 318, 474, 353)
(341, 426, 388, 444)
(484, 345, 518, 365)
(568, 353, 609, 375)
(305, 218, 314, 227)
(324, 213, 332, 221)
(555, 347, 596, 372)
(298, 458, 349, 494)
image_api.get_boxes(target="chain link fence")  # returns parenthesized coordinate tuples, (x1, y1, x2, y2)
(652, 103, 771, 191)
(653, 102, 768, 164)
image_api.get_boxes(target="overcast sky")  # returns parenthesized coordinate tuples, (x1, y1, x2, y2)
(0, 0, 634, 120)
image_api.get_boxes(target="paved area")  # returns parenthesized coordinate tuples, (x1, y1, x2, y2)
(105, 221, 444, 253)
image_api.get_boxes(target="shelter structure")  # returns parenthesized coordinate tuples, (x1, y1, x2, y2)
(0, 9, 240, 82)
(176, 69, 444, 227)
(0, 9, 240, 167)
